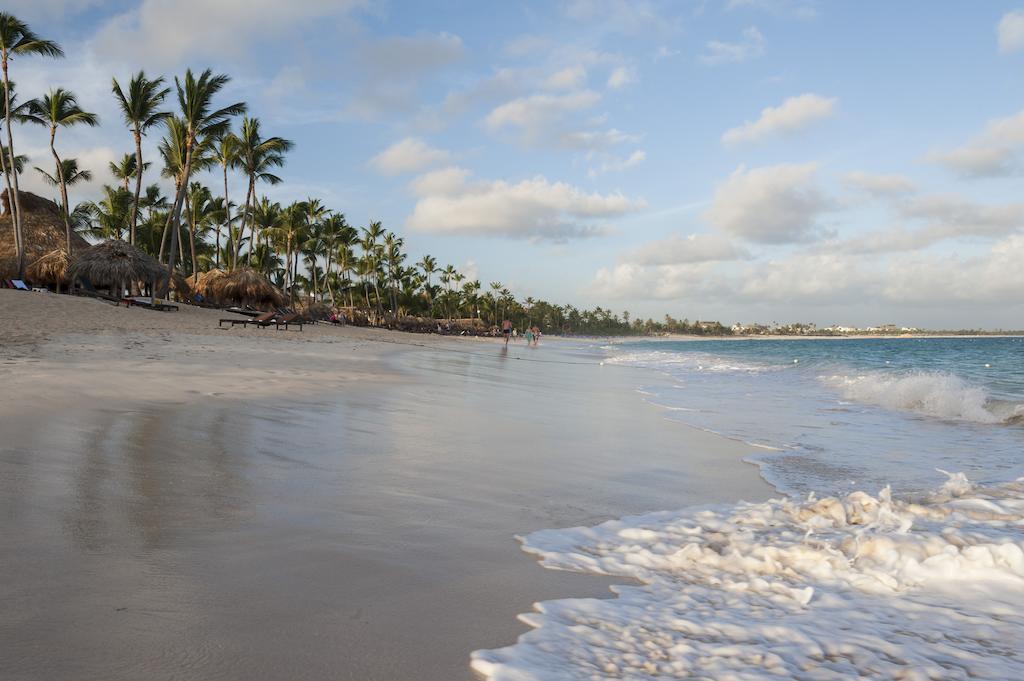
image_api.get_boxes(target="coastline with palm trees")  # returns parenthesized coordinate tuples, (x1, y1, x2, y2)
(0, 11, 771, 681)
(0, 12, 732, 339)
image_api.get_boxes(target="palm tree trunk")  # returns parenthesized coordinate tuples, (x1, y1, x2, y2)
(130, 130, 144, 247)
(219, 161, 230, 269)
(185, 192, 197, 281)
(49, 127, 72, 254)
(243, 179, 256, 267)
(161, 138, 193, 296)
(0, 137, 16, 261)
(3, 55, 26, 278)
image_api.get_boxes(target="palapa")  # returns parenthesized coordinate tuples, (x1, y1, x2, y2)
(68, 240, 165, 290)
(26, 248, 72, 287)
(194, 267, 284, 308)
(0, 191, 89, 279)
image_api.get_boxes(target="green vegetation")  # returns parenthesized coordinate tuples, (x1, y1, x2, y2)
(2, 11, 736, 336)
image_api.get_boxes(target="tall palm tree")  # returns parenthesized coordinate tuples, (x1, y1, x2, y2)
(210, 131, 238, 268)
(383, 232, 404, 314)
(108, 152, 148, 191)
(0, 84, 30, 258)
(0, 13, 62, 276)
(35, 157, 91, 189)
(417, 254, 438, 317)
(183, 182, 223, 280)
(112, 71, 170, 246)
(251, 197, 281, 275)
(232, 116, 292, 267)
(160, 68, 245, 292)
(362, 221, 386, 318)
(23, 88, 98, 253)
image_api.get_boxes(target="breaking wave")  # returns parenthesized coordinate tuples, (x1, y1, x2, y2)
(473, 473, 1024, 680)
(826, 370, 1024, 425)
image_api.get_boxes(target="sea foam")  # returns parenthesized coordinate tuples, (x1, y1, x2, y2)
(472, 473, 1024, 680)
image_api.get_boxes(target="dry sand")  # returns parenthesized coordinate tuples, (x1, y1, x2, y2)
(0, 290, 771, 680)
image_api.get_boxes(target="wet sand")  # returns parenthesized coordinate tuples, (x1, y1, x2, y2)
(0, 290, 771, 680)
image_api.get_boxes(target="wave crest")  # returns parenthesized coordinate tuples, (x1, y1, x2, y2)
(825, 370, 1019, 424)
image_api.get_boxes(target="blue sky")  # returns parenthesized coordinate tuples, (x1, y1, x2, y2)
(10, 0, 1024, 328)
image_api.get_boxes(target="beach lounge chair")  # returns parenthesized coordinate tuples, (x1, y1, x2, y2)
(11, 279, 30, 291)
(219, 311, 277, 328)
(274, 313, 304, 331)
(127, 296, 179, 312)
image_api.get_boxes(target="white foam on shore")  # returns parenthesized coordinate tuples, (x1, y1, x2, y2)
(472, 473, 1024, 680)
(824, 371, 1019, 424)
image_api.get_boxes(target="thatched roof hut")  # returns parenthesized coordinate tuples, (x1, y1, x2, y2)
(167, 267, 193, 300)
(0, 190, 89, 279)
(26, 248, 71, 287)
(194, 267, 284, 308)
(68, 239, 165, 290)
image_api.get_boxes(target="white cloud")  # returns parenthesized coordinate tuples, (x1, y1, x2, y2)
(843, 171, 916, 197)
(703, 163, 833, 243)
(626, 233, 749, 266)
(925, 109, 1024, 177)
(606, 66, 635, 89)
(560, 128, 641, 150)
(588, 149, 647, 176)
(370, 137, 451, 176)
(700, 26, 765, 65)
(406, 166, 644, 241)
(592, 261, 717, 300)
(721, 93, 836, 145)
(544, 66, 588, 91)
(998, 10, 1024, 53)
(95, 0, 365, 66)
(485, 90, 601, 131)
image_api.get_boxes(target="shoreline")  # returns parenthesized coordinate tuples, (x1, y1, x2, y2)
(1, 290, 771, 680)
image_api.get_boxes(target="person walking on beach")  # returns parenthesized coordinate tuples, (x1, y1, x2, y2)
(501, 318, 512, 346)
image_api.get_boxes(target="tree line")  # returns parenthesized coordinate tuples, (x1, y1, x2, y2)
(0, 12, 732, 336)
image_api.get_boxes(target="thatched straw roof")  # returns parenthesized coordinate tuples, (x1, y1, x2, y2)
(194, 267, 284, 308)
(0, 191, 89, 279)
(68, 239, 165, 288)
(26, 248, 71, 285)
(167, 267, 193, 299)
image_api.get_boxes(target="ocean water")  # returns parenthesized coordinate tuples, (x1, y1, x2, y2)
(474, 337, 1024, 680)
(606, 337, 1024, 497)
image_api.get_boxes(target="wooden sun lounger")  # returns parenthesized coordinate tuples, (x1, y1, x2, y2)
(219, 311, 277, 328)
(274, 313, 304, 331)
(126, 297, 179, 312)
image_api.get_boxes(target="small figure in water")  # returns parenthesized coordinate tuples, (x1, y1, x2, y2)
(531, 325, 541, 347)
(501, 318, 513, 346)
(524, 326, 535, 345)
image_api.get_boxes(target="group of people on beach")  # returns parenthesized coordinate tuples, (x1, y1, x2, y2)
(502, 320, 541, 347)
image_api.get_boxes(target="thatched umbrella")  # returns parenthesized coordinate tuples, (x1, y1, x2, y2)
(166, 267, 193, 300)
(68, 239, 165, 295)
(196, 267, 284, 308)
(0, 191, 89, 279)
(26, 248, 71, 291)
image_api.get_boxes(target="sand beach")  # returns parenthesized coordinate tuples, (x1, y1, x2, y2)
(0, 290, 770, 680)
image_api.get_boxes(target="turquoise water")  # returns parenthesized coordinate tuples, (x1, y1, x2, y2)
(606, 337, 1024, 496)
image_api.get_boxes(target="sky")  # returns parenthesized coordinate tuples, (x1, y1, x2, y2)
(7, 0, 1024, 328)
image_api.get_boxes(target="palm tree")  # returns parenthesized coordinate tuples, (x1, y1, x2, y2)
(417, 254, 438, 316)
(85, 185, 133, 240)
(112, 71, 170, 246)
(35, 157, 91, 189)
(383, 232, 404, 314)
(210, 131, 238, 268)
(183, 182, 224, 280)
(0, 13, 63, 276)
(251, 197, 281, 274)
(232, 116, 292, 268)
(361, 221, 386, 318)
(0, 85, 30, 257)
(23, 88, 99, 253)
(108, 152, 148, 191)
(160, 68, 245, 293)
